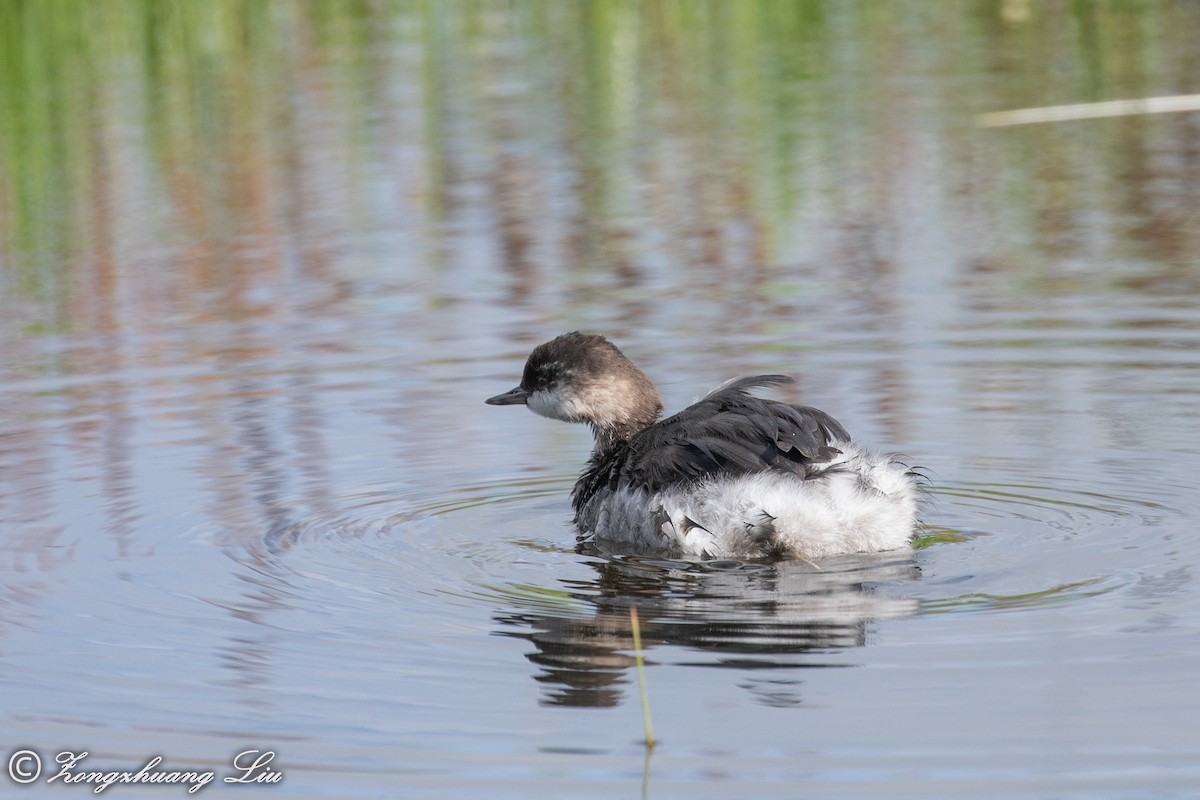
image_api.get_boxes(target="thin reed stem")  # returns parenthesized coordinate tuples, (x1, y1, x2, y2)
(629, 605, 655, 750)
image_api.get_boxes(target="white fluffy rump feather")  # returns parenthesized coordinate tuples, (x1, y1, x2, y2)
(576, 445, 919, 560)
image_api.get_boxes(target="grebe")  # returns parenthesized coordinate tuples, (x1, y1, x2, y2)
(486, 332, 921, 560)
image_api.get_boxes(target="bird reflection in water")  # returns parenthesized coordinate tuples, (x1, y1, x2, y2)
(493, 552, 920, 708)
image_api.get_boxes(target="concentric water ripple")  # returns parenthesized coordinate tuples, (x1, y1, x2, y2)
(177, 445, 1196, 713)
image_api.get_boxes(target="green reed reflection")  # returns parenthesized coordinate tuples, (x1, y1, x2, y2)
(1, 0, 1198, 333)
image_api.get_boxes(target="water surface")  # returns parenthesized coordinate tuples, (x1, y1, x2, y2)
(2, 2, 1200, 797)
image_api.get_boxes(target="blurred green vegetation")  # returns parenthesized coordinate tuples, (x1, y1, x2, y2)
(1, 0, 1197, 325)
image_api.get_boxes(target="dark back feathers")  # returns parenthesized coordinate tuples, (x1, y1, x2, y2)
(573, 375, 851, 512)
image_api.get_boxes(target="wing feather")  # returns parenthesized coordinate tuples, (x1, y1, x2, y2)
(573, 375, 852, 512)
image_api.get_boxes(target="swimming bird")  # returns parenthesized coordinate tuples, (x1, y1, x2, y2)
(486, 332, 921, 560)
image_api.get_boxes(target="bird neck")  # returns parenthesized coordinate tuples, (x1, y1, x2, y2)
(587, 393, 661, 456)
(590, 418, 647, 456)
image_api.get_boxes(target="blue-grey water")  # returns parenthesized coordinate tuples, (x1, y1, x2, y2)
(2, 3, 1199, 797)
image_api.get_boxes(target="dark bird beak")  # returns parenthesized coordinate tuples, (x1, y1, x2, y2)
(485, 386, 531, 406)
